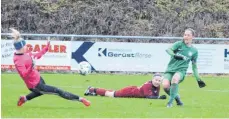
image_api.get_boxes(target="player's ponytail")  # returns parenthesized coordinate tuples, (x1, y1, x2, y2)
(10, 28, 26, 50)
(10, 28, 20, 41)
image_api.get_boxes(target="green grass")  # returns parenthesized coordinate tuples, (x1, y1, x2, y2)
(1, 73, 229, 118)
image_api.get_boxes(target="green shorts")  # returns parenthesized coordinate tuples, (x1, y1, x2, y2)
(163, 71, 186, 83)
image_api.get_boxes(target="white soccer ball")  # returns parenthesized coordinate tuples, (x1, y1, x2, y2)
(79, 61, 92, 75)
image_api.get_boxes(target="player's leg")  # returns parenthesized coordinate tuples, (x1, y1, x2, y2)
(84, 86, 114, 97)
(175, 94, 183, 106)
(163, 72, 183, 107)
(167, 72, 184, 107)
(163, 72, 173, 107)
(114, 86, 137, 98)
(36, 77, 90, 106)
(17, 78, 46, 106)
(163, 72, 173, 95)
(163, 88, 183, 106)
(105, 91, 115, 97)
(175, 72, 185, 106)
(17, 90, 43, 106)
(26, 91, 43, 100)
(84, 86, 97, 96)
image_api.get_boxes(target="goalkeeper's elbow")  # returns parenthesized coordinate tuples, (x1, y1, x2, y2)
(166, 48, 175, 56)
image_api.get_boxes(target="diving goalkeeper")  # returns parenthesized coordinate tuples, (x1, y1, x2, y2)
(84, 73, 166, 99)
(10, 28, 90, 107)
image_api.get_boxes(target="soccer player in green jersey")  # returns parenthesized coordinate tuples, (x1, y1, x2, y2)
(163, 28, 206, 108)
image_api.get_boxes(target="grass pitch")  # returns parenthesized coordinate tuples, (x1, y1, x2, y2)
(1, 73, 229, 118)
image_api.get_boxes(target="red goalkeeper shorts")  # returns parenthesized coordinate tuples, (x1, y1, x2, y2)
(114, 86, 142, 98)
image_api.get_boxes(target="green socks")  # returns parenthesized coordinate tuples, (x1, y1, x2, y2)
(168, 83, 179, 104)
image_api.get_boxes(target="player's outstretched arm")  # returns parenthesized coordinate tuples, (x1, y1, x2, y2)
(166, 41, 186, 60)
(166, 48, 175, 56)
(146, 95, 166, 99)
(192, 62, 206, 88)
(166, 47, 186, 60)
(166, 41, 182, 56)
(33, 40, 50, 59)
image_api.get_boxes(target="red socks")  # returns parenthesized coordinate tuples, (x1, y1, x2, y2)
(95, 88, 107, 96)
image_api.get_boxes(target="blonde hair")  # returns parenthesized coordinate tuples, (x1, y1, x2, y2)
(10, 28, 27, 51)
(10, 28, 21, 42)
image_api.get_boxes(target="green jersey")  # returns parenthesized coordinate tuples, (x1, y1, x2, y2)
(166, 41, 198, 73)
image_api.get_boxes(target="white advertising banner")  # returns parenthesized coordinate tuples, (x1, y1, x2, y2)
(2, 40, 228, 73)
(1, 40, 71, 70)
(71, 41, 229, 73)
(187, 44, 229, 73)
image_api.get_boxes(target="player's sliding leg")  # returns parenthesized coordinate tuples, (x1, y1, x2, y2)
(17, 91, 43, 106)
(34, 77, 90, 106)
(39, 84, 90, 106)
(17, 79, 46, 106)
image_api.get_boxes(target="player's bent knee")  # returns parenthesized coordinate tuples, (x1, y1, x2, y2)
(162, 79, 170, 89)
(105, 91, 115, 97)
(171, 73, 181, 84)
(171, 78, 179, 84)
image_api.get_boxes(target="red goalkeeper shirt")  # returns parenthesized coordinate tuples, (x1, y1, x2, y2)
(13, 42, 50, 89)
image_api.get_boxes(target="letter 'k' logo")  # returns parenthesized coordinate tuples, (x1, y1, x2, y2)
(225, 49, 229, 58)
(98, 48, 107, 57)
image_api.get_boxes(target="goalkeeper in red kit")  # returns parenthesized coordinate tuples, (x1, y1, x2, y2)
(84, 73, 166, 99)
(10, 28, 90, 107)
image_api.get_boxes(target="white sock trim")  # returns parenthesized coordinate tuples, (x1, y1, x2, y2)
(23, 96, 27, 101)
(105, 91, 115, 97)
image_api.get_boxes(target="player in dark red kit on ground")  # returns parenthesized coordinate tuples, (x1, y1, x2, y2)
(10, 28, 90, 107)
(84, 73, 166, 99)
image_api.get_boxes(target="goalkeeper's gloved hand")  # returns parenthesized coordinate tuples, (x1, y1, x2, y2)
(158, 95, 167, 99)
(197, 79, 206, 88)
(174, 54, 186, 60)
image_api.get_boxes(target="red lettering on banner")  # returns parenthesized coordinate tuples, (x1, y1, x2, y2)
(26, 44, 67, 53)
(54, 45, 59, 52)
(33, 44, 41, 52)
(49, 45, 54, 52)
(60, 45, 66, 53)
